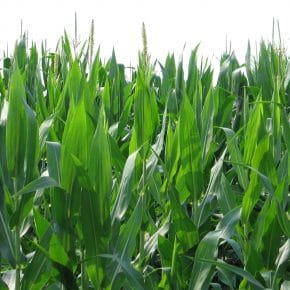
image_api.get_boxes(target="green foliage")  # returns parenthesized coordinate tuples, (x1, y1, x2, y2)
(0, 30, 289, 290)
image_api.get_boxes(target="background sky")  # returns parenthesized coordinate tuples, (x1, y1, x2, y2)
(0, 0, 290, 68)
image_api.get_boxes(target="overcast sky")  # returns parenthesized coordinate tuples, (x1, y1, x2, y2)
(1, 0, 290, 67)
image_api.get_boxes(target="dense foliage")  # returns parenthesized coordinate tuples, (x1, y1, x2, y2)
(0, 29, 289, 289)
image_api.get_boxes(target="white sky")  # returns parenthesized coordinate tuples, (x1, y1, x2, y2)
(1, 0, 290, 67)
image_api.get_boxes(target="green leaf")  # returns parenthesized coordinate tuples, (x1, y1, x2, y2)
(195, 258, 265, 290)
(271, 79, 282, 164)
(144, 214, 170, 257)
(39, 116, 54, 150)
(176, 95, 203, 206)
(68, 60, 82, 104)
(13, 176, 59, 198)
(46, 142, 61, 184)
(189, 207, 241, 289)
(189, 231, 220, 289)
(244, 95, 263, 164)
(33, 208, 50, 240)
(130, 68, 159, 157)
(88, 48, 101, 95)
(21, 228, 52, 290)
(217, 174, 237, 214)
(165, 120, 180, 184)
(81, 108, 112, 288)
(103, 78, 111, 121)
(23, 99, 39, 183)
(201, 87, 214, 164)
(14, 37, 27, 71)
(6, 67, 27, 186)
(101, 254, 145, 290)
(0, 278, 8, 290)
(222, 127, 248, 190)
(281, 109, 290, 181)
(111, 150, 139, 225)
(60, 98, 92, 193)
(242, 135, 270, 223)
(114, 197, 143, 260)
(109, 198, 145, 289)
(275, 198, 290, 238)
(273, 239, 290, 288)
(195, 150, 225, 227)
(49, 233, 70, 267)
(0, 210, 16, 267)
(108, 135, 126, 172)
(169, 190, 199, 251)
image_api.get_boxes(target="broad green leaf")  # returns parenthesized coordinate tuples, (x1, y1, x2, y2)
(108, 135, 126, 172)
(195, 258, 265, 290)
(217, 174, 237, 214)
(169, 190, 199, 251)
(81, 108, 112, 288)
(175, 59, 184, 105)
(223, 127, 248, 190)
(33, 207, 50, 240)
(88, 108, 112, 222)
(144, 214, 170, 257)
(21, 228, 52, 290)
(9, 99, 40, 227)
(111, 150, 139, 224)
(6, 67, 27, 186)
(100, 254, 145, 290)
(189, 231, 220, 289)
(13, 176, 59, 198)
(242, 135, 270, 223)
(244, 95, 263, 164)
(117, 93, 134, 137)
(158, 235, 174, 268)
(110, 198, 145, 288)
(49, 233, 70, 267)
(88, 48, 101, 94)
(275, 198, 290, 238)
(186, 46, 200, 100)
(39, 116, 54, 150)
(60, 98, 92, 193)
(103, 78, 111, 121)
(176, 95, 203, 207)
(46, 142, 61, 184)
(189, 207, 241, 289)
(165, 120, 180, 182)
(14, 37, 27, 71)
(0, 278, 8, 290)
(23, 100, 39, 183)
(138, 105, 167, 191)
(129, 68, 159, 157)
(201, 87, 214, 164)
(273, 239, 290, 288)
(0, 210, 16, 267)
(195, 150, 225, 227)
(114, 197, 143, 260)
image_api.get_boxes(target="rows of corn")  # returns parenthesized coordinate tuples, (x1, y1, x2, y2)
(0, 28, 289, 289)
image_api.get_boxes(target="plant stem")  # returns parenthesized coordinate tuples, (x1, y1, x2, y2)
(15, 224, 21, 290)
(139, 158, 146, 269)
(13, 179, 21, 290)
(81, 245, 87, 290)
(139, 230, 145, 269)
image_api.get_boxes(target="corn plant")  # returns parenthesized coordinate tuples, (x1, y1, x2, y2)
(0, 26, 289, 290)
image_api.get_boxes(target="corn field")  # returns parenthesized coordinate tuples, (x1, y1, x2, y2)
(0, 28, 289, 289)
